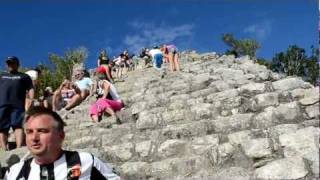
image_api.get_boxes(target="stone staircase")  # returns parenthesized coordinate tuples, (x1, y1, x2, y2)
(1, 53, 319, 180)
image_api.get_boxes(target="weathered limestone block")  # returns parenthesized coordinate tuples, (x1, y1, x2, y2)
(212, 167, 251, 180)
(305, 103, 319, 119)
(151, 156, 207, 179)
(253, 92, 279, 110)
(214, 68, 244, 81)
(217, 143, 235, 160)
(270, 72, 283, 81)
(208, 80, 232, 92)
(169, 93, 190, 102)
(257, 70, 271, 81)
(190, 103, 214, 120)
(274, 101, 302, 123)
(167, 99, 187, 111)
(162, 109, 189, 123)
(190, 134, 220, 155)
(239, 60, 268, 76)
(120, 162, 151, 179)
(299, 96, 319, 106)
(272, 77, 312, 91)
(207, 89, 239, 103)
(131, 101, 147, 114)
(212, 113, 253, 133)
(101, 126, 132, 146)
(269, 124, 299, 139)
(255, 157, 308, 179)
(187, 97, 204, 105)
(70, 136, 100, 148)
(190, 73, 212, 91)
(206, 143, 236, 167)
(220, 96, 242, 113)
(190, 88, 215, 98)
(162, 121, 209, 139)
(228, 130, 252, 146)
(242, 138, 272, 159)
(279, 127, 319, 177)
(239, 83, 266, 96)
(151, 158, 176, 178)
(252, 107, 276, 129)
(136, 111, 161, 130)
(104, 143, 134, 162)
(170, 82, 190, 92)
(135, 140, 153, 158)
(291, 87, 319, 100)
(158, 139, 187, 158)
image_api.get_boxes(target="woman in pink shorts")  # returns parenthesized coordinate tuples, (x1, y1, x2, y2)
(89, 72, 124, 123)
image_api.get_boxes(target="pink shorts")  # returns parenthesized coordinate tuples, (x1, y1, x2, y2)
(89, 98, 124, 116)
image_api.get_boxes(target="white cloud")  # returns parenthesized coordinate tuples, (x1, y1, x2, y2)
(124, 20, 194, 53)
(244, 20, 273, 40)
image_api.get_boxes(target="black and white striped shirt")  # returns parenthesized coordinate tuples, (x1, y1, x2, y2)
(5, 151, 120, 180)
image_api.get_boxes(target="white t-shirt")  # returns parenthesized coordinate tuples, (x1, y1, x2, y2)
(97, 80, 121, 100)
(149, 49, 162, 58)
(75, 77, 93, 91)
(25, 70, 38, 81)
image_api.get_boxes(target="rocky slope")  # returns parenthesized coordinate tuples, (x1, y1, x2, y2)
(1, 52, 319, 180)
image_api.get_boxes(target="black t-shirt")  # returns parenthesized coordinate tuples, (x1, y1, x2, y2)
(0, 71, 33, 107)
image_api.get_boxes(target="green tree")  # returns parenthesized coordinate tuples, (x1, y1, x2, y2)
(271, 45, 306, 77)
(270, 45, 319, 85)
(222, 33, 261, 59)
(304, 46, 319, 85)
(36, 47, 88, 96)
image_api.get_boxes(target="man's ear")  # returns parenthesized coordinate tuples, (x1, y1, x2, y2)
(59, 131, 65, 140)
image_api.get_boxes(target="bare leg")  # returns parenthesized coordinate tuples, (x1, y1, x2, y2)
(0, 132, 8, 150)
(65, 94, 82, 110)
(173, 53, 180, 72)
(105, 108, 121, 124)
(14, 128, 24, 148)
(80, 90, 90, 100)
(169, 53, 175, 71)
(91, 115, 99, 122)
(52, 91, 61, 112)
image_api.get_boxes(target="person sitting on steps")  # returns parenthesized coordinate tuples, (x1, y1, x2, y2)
(89, 71, 124, 123)
(52, 79, 82, 112)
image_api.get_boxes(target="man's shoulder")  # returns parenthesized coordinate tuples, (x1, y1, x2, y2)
(10, 160, 25, 170)
(0, 72, 29, 79)
(78, 151, 93, 159)
(6, 160, 26, 178)
(65, 151, 93, 162)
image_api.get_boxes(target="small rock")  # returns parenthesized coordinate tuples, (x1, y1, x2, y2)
(242, 138, 272, 159)
(135, 141, 152, 158)
(228, 130, 252, 146)
(272, 77, 312, 91)
(121, 162, 151, 179)
(255, 157, 308, 179)
(158, 139, 186, 158)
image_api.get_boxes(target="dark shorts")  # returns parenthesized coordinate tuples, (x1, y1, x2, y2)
(0, 105, 25, 132)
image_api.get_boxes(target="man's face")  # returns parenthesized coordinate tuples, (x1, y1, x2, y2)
(24, 114, 65, 157)
(6, 62, 19, 72)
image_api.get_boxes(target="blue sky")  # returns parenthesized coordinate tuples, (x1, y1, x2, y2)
(0, 0, 318, 69)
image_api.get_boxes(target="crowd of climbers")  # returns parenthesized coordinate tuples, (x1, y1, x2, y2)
(0, 44, 180, 178)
